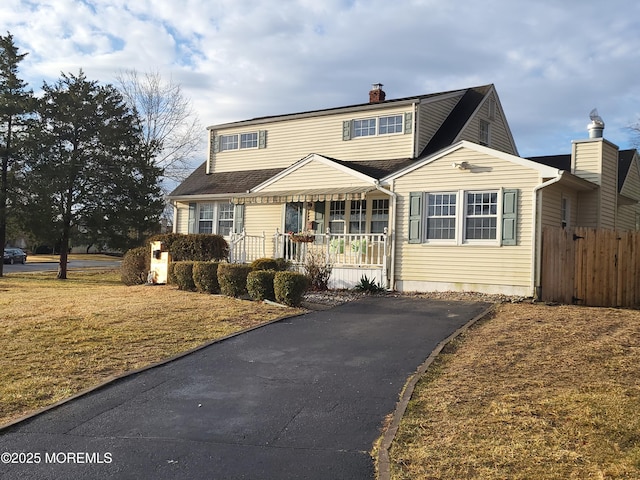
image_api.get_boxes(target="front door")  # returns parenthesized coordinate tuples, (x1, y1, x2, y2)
(285, 202, 303, 233)
(284, 202, 303, 259)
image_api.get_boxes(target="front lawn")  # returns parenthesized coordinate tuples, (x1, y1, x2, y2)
(0, 270, 303, 425)
(388, 302, 640, 479)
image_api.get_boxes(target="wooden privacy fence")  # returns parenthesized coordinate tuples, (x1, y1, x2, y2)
(541, 226, 640, 307)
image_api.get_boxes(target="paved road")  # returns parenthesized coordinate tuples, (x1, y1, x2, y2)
(0, 297, 490, 480)
(3, 259, 121, 273)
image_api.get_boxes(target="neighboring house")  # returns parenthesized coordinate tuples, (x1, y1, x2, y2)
(168, 84, 640, 296)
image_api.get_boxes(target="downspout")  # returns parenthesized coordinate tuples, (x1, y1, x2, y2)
(531, 172, 564, 299)
(375, 181, 397, 290)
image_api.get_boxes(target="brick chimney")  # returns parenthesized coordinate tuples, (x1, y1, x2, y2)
(369, 83, 386, 103)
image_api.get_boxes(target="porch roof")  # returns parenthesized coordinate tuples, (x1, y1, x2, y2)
(232, 186, 378, 204)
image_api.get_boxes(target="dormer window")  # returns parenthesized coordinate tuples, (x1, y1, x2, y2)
(220, 134, 239, 151)
(354, 118, 377, 137)
(346, 113, 410, 140)
(213, 130, 267, 153)
(240, 132, 258, 149)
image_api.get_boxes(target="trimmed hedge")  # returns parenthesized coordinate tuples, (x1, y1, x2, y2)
(250, 257, 291, 272)
(274, 271, 309, 307)
(173, 261, 196, 291)
(148, 233, 229, 262)
(121, 246, 150, 286)
(193, 262, 220, 294)
(217, 263, 252, 297)
(247, 270, 276, 301)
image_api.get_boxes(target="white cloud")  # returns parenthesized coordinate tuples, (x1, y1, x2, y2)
(3, 0, 640, 160)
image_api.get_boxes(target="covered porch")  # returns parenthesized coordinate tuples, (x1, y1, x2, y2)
(229, 186, 395, 289)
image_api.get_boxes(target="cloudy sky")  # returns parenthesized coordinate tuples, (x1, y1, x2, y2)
(3, 0, 640, 168)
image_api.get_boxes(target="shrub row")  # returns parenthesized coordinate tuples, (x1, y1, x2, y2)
(171, 261, 308, 306)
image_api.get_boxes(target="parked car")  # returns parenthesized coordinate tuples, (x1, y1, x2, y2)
(3, 248, 27, 264)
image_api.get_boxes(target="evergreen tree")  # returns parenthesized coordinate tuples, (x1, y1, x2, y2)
(0, 32, 33, 276)
(23, 71, 163, 279)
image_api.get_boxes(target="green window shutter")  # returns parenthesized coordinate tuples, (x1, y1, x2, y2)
(342, 120, 352, 141)
(502, 189, 518, 246)
(408, 192, 423, 243)
(404, 112, 413, 134)
(212, 134, 221, 153)
(234, 203, 245, 234)
(258, 130, 267, 149)
(188, 202, 197, 234)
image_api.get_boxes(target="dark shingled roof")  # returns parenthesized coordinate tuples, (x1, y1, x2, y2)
(527, 154, 571, 171)
(420, 85, 493, 156)
(618, 149, 636, 191)
(527, 149, 637, 193)
(169, 163, 286, 197)
(326, 157, 416, 180)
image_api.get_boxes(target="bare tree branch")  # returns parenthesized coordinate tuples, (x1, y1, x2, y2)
(115, 70, 203, 185)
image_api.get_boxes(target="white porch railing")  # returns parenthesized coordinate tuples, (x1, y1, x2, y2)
(273, 228, 388, 269)
(229, 230, 266, 263)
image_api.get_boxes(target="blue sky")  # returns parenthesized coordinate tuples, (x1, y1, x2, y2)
(4, 0, 640, 167)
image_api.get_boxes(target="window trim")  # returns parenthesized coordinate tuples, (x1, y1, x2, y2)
(413, 189, 513, 246)
(463, 190, 499, 244)
(349, 113, 409, 140)
(195, 202, 236, 236)
(479, 120, 491, 146)
(220, 134, 239, 151)
(425, 192, 458, 243)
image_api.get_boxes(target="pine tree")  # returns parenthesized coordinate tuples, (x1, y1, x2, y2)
(23, 71, 163, 279)
(0, 32, 33, 277)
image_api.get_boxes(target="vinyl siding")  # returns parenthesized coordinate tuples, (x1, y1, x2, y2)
(393, 147, 539, 292)
(209, 104, 415, 173)
(572, 139, 618, 228)
(539, 184, 578, 228)
(458, 92, 517, 155)
(416, 94, 461, 154)
(600, 142, 618, 229)
(260, 161, 373, 191)
(244, 203, 282, 256)
(174, 202, 190, 234)
(618, 156, 640, 230)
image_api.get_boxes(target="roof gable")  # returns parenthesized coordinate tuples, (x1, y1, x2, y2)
(384, 141, 560, 182)
(253, 154, 378, 192)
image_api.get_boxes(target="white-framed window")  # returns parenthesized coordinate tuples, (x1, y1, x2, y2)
(371, 199, 389, 233)
(218, 203, 234, 236)
(465, 191, 498, 241)
(378, 115, 403, 135)
(353, 118, 377, 137)
(349, 200, 367, 233)
(240, 132, 258, 149)
(426, 193, 457, 241)
(479, 120, 490, 146)
(329, 200, 346, 234)
(220, 134, 239, 151)
(195, 202, 235, 235)
(214, 130, 266, 152)
(344, 112, 412, 141)
(409, 189, 517, 246)
(198, 203, 215, 233)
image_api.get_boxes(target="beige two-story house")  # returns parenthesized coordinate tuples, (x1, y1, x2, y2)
(169, 84, 640, 296)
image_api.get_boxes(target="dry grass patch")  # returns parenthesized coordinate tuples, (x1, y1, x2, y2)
(390, 302, 640, 480)
(1, 270, 303, 425)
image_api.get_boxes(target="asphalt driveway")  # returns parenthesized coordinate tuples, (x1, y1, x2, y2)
(0, 296, 490, 480)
